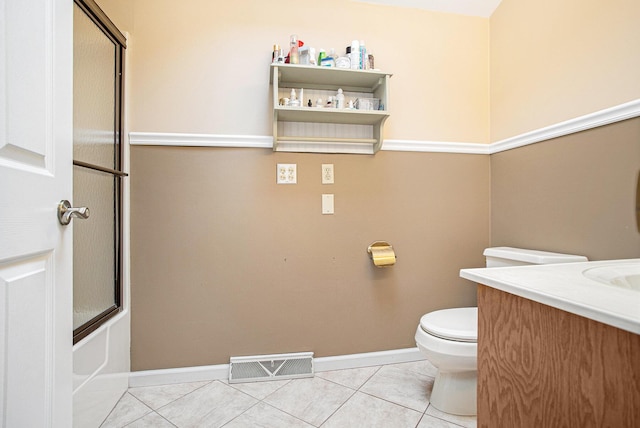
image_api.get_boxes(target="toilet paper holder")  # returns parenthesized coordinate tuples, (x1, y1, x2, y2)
(367, 241, 396, 267)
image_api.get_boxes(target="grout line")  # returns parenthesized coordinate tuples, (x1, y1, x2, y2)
(317, 387, 359, 427)
(149, 379, 215, 413)
(219, 400, 262, 427)
(257, 400, 318, 427)
(109, 392, 153, 428)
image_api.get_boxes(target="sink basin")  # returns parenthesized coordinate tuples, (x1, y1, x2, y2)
(583, 262, 640, 290)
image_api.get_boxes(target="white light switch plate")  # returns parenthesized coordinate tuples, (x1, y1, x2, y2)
(277, 164, 297, 184)
(322, 164, 334, 184)
(322, 194, 334, 214)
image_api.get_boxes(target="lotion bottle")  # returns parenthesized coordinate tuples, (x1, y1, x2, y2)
(335, 88, 345, 109)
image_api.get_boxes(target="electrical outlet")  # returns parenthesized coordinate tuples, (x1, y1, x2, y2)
(322, 164, 334, 184)
(277, 164, 297, 184)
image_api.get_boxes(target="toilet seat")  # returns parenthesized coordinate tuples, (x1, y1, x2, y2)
(420, 307, 477, 343)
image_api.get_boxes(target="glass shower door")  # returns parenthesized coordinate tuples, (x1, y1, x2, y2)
(73, 1, 125, 343)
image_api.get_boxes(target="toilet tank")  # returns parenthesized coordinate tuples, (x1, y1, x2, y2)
(483, 247, 588, 268)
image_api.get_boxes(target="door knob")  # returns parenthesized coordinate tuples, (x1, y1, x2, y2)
(58, 200, 90, 225)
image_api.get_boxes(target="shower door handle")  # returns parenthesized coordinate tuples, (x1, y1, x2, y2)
(58, 200, 90, 226)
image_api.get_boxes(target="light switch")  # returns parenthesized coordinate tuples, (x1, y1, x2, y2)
(277, 164, 297, 184)
(322, 194, 334, 214)
(322, 164, 334, 184)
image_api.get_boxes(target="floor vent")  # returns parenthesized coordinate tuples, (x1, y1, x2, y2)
(229, 352, 314, 384)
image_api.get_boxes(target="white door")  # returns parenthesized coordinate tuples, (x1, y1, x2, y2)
(0, 0, 73, 427)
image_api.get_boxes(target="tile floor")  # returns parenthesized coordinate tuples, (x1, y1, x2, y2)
(100, 360, 477, 428)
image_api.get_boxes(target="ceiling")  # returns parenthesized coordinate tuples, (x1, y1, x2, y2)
(351, 0, 503, 18)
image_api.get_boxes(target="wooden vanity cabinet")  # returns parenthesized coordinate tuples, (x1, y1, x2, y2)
(477, 285, 640, 427)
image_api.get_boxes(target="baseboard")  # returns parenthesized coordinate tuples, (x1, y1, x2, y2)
(128, 364, 229, 388)
(314, 347, 424, 372)
(128, 347, 424, 388)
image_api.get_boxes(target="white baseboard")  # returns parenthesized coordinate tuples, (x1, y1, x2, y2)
(128, 347, 424, 388)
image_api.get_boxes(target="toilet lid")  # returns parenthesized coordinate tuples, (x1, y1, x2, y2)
(420, 307, 478, 342)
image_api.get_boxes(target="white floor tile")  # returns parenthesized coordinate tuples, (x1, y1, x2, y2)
(322, 391, 423, 428)
(390, 359, 438, 378)
(360, 364, 434, 412)
(228, 379, 291, 400)
(417, 413, 465, 428)
(129, 381, 210, 410)
(105, 362, 478, 428)
(425, 405, 477, 428)
(126, 411, 176, 427)
(100, 393, 152, 428)
(157, 381, 257, 427)
(263, 377, 354, 426)
(316, 366, 380, 390)
(224, 402, 313, 428)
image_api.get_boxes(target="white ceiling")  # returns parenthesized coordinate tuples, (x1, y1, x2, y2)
(351, 0, 503, 18)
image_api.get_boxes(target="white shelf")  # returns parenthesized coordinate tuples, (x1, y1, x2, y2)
(275, 106, 389, 125)
(271, 64, 391, 154)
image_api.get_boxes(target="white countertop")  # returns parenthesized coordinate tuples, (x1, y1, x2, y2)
(460, 259, 640, 335)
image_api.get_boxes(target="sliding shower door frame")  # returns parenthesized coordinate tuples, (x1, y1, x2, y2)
(72, 0, 127, 344)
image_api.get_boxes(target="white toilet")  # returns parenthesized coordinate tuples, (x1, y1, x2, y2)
(415, 247, 588, 416)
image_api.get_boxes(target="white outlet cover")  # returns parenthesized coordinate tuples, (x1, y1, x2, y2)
(322, 164, 334, 184)
(322, 194, 334, 214)
(277, 164, 297, 184)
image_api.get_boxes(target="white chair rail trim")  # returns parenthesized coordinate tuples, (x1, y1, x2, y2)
(129, 98, 640, 154)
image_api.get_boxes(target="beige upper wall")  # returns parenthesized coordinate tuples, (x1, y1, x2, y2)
(99, 0, 489, 143)
(490, 0, 640, 141)
(96, 0, 640, 145)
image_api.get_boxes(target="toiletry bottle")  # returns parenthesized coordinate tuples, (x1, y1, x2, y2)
(272, 44, 280, 64)
(368, 52, 374, 70)
(328, 48, 336, 67)
(335, 88, 345, 109)
(309, 47, 317, 65)
(350, 40, 360, 70)
(289, 35, 299, 64)
(321, 48, 336, 67)
(317, 49, 326, 66)
(289, 88, 300, 107)
(359, 40, 366, 70)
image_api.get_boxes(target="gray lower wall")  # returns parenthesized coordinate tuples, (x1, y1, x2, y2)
(130, 149, 490, 370)
(491, 117, 640, 260)
(129, 117, 639, 371)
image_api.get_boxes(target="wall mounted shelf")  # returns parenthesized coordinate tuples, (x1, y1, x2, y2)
(270, 64, 391, 154)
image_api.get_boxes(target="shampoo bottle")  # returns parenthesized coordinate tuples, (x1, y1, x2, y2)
(350, 40, 360, 69)
(359, 40, 366, 70)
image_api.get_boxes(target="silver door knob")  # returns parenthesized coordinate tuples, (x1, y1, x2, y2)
(58, 200, 90, 225)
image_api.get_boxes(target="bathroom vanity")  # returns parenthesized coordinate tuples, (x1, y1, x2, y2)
(461, 260, 640, 427)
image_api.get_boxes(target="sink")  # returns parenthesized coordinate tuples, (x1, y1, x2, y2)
(583, 262, 640, 290)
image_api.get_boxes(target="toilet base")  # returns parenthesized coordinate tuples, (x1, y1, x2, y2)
(429, 369, 477, 416)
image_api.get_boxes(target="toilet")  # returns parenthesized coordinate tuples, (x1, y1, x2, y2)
(415, 247, 588, 416)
